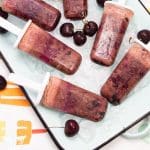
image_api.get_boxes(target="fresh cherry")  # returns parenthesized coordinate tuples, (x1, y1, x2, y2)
(83, 21, 98, 36)
(96, 0, 111, 7)
(73, 31, 87, 46)
(60, 23, 74, 37)
(0, 8, 8, 34)
(137, 29, 150, 44)
(65, 120, 79, 137)
(0, 75, 7, 90)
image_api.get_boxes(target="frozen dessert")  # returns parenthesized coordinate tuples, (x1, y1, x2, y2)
(41, 76, 108, 122)
(0, 0, 61, 31)
(101, 40, 150, 105)
(8, 73, 108, 122)
(0, 17, 82, 74)
(91, 1, 134, 66)
(63, 0, 87, 20)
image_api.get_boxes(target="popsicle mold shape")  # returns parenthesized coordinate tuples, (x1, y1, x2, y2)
(0, 17, 82, 74)
(91, 1, 134, 66)
(101, 40, 150, 105)
(0, 0, 61, 31)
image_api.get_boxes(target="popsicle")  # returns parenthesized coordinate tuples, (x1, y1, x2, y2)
(8, 73, 108, 122)
(91, 1, 134, 66)
(0, 0, 61, 31)
(101, 40, 150, 105)
(0, 17, 82, 74)
(63, 0, 87, 20)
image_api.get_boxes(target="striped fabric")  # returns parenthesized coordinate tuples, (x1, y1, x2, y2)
(0, 82, 30, 107)
(0, 82, 47, 145)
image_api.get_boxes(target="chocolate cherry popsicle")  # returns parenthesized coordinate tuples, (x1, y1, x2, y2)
(91, 1, 134, 66)
(101, 40, 150, 105)
(8, 73, 108, 122)
(63, 0, 87, 20)
(0, 0, 61, 31)
(0, 17, 81, 74)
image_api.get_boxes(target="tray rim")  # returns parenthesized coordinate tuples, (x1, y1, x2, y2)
(138, 0, 150, 15)
(0, 51, 150, 150)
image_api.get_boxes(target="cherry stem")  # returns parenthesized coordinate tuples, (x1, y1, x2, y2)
(129, 37, 134, 44)
(75, 28, 83, 32)
(82, 18, 88, 25)
(48, 126, 64, 128)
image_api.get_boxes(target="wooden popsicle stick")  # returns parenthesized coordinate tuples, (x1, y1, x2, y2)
(0, 16, 21, 36)
(8, 73, 41, 92)
(118, 0, 127, 5)
(8, 72, 50, 105)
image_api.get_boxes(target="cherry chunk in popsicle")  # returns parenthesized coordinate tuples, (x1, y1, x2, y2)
(101, 41, 150, 105)
(63, 0, 87, 20)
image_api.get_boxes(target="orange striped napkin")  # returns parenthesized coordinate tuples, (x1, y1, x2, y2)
(0, 82, 48, 146)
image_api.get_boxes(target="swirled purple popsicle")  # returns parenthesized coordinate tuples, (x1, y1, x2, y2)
(1, 0, 61, 31)
(91, 2, 134, 66)
(41, 76, 108, 122)
(63, 0, 87, 20)
(18, 22, 82, 74)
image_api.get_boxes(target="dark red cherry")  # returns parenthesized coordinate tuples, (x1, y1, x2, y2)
(65, 120, 79, 137)
(137, 29, 150, 44)
(83, 21, 98, 36)
(73, 31, 87, 46)
(0, 75, 7, 90)
(60, 23, 74, 37)
(96, 0, 111, 7)
(0, 8, 8, 34)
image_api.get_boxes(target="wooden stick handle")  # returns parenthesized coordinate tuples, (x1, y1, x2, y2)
(8, 73, 41, 92)
(0, 16, 21, 36)
(8, 72, 50, 105)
